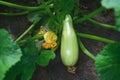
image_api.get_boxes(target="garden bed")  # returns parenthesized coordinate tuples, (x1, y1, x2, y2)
(0, 0, 120, 80)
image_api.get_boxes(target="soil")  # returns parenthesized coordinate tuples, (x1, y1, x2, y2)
(0, 0, 120, 80)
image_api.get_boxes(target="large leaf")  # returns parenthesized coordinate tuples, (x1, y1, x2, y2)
(36, 50, 56, 66)
(101, 0, 120, 30)
(4, 40, 38, 80)
(0, 29, 22, 80)
(114, 9, 120, 31)
(54, 0, 74, 14)
(101, 0, 120, 9)
(95, 43, 120, 80)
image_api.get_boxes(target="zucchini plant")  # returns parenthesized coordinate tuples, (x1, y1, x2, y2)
(0, 0, 120, 80)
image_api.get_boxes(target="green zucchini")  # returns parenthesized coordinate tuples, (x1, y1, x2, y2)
(61, 14, 79, 66)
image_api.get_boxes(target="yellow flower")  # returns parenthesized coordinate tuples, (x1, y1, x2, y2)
(42, 31, 57, 49)
(42, 42, 57, 49)
(50, 42, 57, 49)
(44, 31, 57, 43)
(42, 42, 51, 49)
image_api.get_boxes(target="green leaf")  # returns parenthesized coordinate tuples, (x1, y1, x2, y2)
(21, 65, 35, 80)
(37, 50, 56, 66)
(54, 0, 74, 14)
(0, 29, 22, 80)
(95, 43, 120, 80)
(5, 61, 35, 80)
(101, 0, 120, 31)
(28, 10, 48, 22)
(20, 41, 38, 80)
(114, 9, 120, 31)
(5, 40, 38, 80)
(101, 0, 120, 9)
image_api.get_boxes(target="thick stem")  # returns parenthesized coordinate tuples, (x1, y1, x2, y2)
(88, 19, 116, 30)
(17, 34, 44, 44)
(79, 39, 96, 61)
(0, 11, 28, 16)
(75, 6, 105, 24)
(15, 23, 35, 42)
(0, 1, 43, 10)
(77, 32, 116, 43)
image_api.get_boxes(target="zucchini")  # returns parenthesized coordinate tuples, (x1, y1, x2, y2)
(61, 14, 79, 66)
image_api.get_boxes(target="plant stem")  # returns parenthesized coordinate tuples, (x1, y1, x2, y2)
(15, 23, 35, 42)
(77, 32, 116, 43)
(75, 6, 105, 24)
(0, 11, 28, 16)
(17, 34, 44, 44)
(88, 18, 116, 30)
(0, 1, 43, 10)
(79, 39, 96, 61)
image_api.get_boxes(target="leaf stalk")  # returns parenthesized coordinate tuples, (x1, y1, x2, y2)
(77, 32, 116, 43)
(79, 39, 96, 61)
